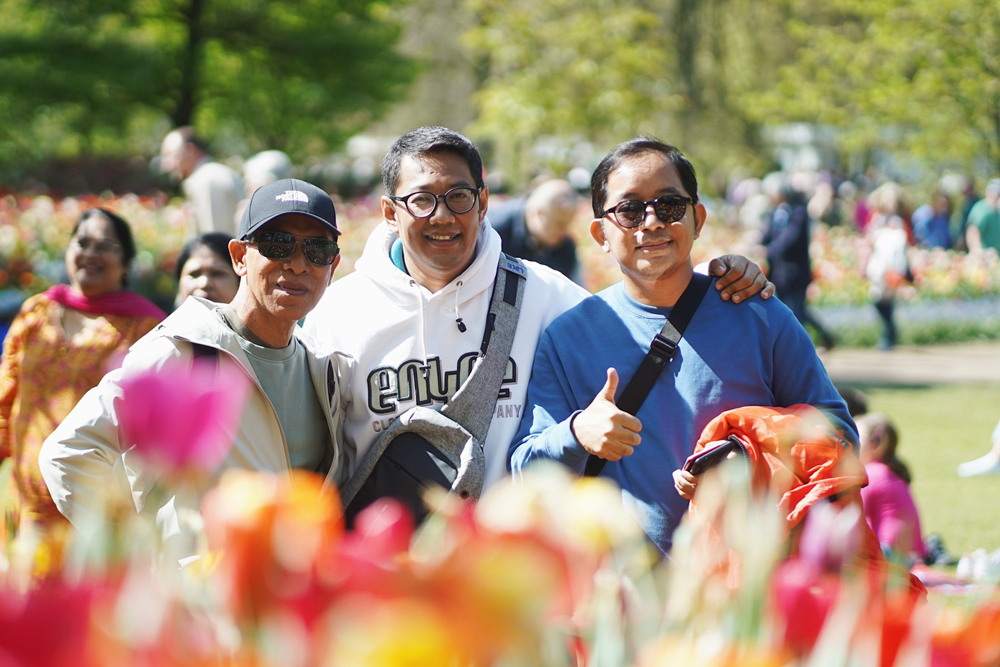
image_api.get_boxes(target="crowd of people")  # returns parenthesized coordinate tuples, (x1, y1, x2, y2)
(725, 170, 1000, 351)
(0, 125, 995, 592)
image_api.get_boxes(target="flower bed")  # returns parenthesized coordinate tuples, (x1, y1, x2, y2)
(4, 193, 999, 309)
(3, 461, 999, 665)
(5, 345, 1000, 665)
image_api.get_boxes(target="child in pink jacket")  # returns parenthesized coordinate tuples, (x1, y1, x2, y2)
(857, 412, 926, 564)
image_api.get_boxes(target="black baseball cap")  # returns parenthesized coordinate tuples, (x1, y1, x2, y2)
(237, 178, 340, 240)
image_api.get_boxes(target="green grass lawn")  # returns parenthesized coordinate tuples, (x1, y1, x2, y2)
(855, 383, 1000, 558)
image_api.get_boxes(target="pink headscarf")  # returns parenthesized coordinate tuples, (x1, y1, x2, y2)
(44, 284, 166, 320)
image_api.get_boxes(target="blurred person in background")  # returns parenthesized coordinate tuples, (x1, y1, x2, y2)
(0, 208, 165, 535)
(863, 182, 912, 351)
(488, 178, 583, 283)
(759, 172, 837, 350)
(965, 178, 1000, 255)
(957, 418, 1000, 477)
(174, 232, 240, 308)
(857, 412, 927, 565)
(911, 189, 953, 250)
(159, 126, 244, 237)
(235, 150, 294, 226)
(955, 177, 980, 253)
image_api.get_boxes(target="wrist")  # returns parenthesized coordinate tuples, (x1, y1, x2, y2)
(568, 410, 585, 446)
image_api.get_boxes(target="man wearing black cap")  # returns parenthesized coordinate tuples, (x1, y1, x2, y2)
(40, 179, 351, 556)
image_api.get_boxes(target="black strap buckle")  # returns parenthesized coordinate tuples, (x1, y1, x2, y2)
(650, 333, 678, 360)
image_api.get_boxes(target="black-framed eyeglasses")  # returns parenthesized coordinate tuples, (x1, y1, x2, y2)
(602, 195, 693, 229)
(71, 237, 122, 255)
(245, 231, 339, 266)
(389, 186, 481, 218)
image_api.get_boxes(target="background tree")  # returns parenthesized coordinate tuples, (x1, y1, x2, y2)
(460, 0, 797, 191)
(0, 0, 415, 190)
(751, 0, 1000, 174)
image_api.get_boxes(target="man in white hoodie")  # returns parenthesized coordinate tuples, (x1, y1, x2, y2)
(302, 126, 773, 491)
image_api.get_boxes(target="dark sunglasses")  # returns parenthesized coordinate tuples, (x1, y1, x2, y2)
(602, 195, 693, 229)
(245, 231, 339, 266)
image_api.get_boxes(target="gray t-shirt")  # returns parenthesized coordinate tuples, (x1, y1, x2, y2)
(216, 306, 330, 472)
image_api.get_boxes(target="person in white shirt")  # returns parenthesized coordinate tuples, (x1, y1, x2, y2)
(160, 126, 244, 236)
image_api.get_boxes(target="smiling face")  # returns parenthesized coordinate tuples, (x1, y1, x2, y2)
(381, 150, 488, 293)
(66, 213, 128, 298)
(590, 151, 706, 306)
(230, 213, 339, 347)
(177, 245, 240, 305)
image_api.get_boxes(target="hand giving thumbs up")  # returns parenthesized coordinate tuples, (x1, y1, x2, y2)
(570, 368, 643, 461)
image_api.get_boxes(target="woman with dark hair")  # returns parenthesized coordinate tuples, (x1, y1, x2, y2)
(174, 232, 239, 307)
(857, 412, 926, 564)
(0, 208, 165, 534)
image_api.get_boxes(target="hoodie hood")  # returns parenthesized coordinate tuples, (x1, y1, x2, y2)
(354, 220, 502, 309)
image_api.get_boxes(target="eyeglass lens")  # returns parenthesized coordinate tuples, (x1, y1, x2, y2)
(615, 196, 689, 227)
(252, 232, 338, 266)
(401, 187, 478, 217)
(72, 237, 121, 254)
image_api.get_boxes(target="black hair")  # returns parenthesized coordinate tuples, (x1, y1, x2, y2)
(590, 136, 700, 217)
(381, 126, 485, 196)
(72, 208, 136, 288)
(172, 125, 210, 154)
(858, 413, 912, 485)
(836, 384, 869, 418)
(174, 232, 235, 283)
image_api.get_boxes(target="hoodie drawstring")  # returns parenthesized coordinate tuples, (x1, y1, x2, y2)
(454, 281, 466, 333)
(412, 280, 430, 377)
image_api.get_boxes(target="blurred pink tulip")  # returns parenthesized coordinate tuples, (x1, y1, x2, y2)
(798, 502, 863, 573)
(118, 357, 250, 474)
(342, 498, 415, 562)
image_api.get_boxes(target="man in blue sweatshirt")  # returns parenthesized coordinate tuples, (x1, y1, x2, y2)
(508, 137, 856, 554)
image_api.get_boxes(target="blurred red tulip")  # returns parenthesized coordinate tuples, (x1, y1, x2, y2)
(200, 470, 343, 627)
(770, 558, 838, 656)
(0, 583, 100, 667)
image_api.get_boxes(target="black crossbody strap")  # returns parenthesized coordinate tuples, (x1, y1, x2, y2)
(584, 273, 712, 477)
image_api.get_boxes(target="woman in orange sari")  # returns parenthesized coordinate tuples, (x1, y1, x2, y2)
(0, 208, 165, 534)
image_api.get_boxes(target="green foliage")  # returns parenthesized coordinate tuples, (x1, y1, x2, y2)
(753, 0, 1000, 172)
(0, 0, 416, 188)
(461, 0, 800, 185)
(463, 0, 676, 181)
(460, 0, 1000, 185)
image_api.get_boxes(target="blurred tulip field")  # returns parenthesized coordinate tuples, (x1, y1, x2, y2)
(3, 193, 998, 349)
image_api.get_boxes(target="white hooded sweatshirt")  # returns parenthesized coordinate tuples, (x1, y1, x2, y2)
(302, 221, 589, 489)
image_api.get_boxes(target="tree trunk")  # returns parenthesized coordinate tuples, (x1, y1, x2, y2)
(172, 0, 205, 127)
(674, 0, 701, 113)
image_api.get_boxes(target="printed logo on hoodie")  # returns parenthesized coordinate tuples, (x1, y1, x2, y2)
(367, 353, 517, 414)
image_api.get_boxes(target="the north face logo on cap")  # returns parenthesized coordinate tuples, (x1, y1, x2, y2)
(276, 190, 309, 203)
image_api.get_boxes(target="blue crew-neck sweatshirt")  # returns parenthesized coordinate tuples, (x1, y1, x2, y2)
(508, 280, 857, 554)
